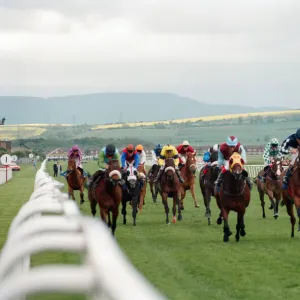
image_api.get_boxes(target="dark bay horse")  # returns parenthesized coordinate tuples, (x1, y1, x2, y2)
(148, 164, 159, 203)
(215, 153, 251, 242)
(121, 162, 141, 226)
(256, 157, 283, 219)
(137, 164, 147, 211)
(157, 158, 182, 224)
(66, 157, 86, 204)
(179, 152, 199, 209)
(282, 147, 300, 237)
(199, 160, 219, 225)
(88, 159, 123, 235)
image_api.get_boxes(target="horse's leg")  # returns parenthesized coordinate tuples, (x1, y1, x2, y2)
(111, 208, 119, 236)
(285, 200, 296, 237)
(273, 192, 280, 219)
(121, 198, 127, 225)
(132, 196, 138, 226)
(258, 188, 266, 219)
(297, 205, 300, 232)
(100, 208, 107, 225)
(90, 197, 97, 217)
(138, 188, 145, 212)
(217, 210, 222, 225)
(235, 207, 245, 242)
(80, 186, 85, 205)
(190, 183, 199, 208)
(162, 192, 170, 224)
(180, 188, 186, 210)
(221, 207, 232, 242)
(177, 191, 182, 221)
(205, 189, 212, 225)
(150, 182, 155, 201)
(154, 183, 159, 202)
(108, 211, 112, 228)
(172, 196, 177, 223)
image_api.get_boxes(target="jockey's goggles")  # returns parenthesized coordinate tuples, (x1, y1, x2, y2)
(137, 150, 142, 153)
(127, 150, 133, 153)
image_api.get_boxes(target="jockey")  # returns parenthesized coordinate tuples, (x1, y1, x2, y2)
(87, 144, 121, 187)
(201, 144, 219, 178)
(280, 128, 300, 189)
(136, 144, 146, 165)
(215, 136, 252, 190)
(177, 140, 196, 168)
(153, 144, 184, 183)
(261, 138, 283, 183)
(148, 143, 162, 177)
(63, 145, 85, 177)
(121, 144, 139, 169)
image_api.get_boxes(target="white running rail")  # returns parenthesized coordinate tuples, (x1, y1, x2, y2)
(0, 159, 167, 300)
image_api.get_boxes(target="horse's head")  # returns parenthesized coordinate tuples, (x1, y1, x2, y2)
(229, 152, 245, 179)
(67, 158, 76, 172)
(107, 159, 122, 184)
(186, 152, 197, 175)
(164, 158, 176, 180)
(270, 157, 283, 178)
(125, 162, 138, 189)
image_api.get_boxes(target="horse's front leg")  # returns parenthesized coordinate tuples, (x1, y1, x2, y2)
(258, 187, 266, 218)
(221, 207, 231, 242)
(80, 186, 85, 205)
(296, 203, 300, 232)
(235, 208, 245, 242)
(180, 187, 186, 210)
(111, 208, 119, 236)
(89, 195, 97, 217)
(121, 199, 127, 225)
(274, 193, 281, 219)
(162, 192, 170, 224)
(132, 196, 138, 226)
(190, 183, 199, 208)
(205, 189, 212, 225)
(176, 191, 182, 221)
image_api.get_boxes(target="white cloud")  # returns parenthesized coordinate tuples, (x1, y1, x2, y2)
(0, 0, 300, 107)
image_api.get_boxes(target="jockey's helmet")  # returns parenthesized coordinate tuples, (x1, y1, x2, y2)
(165, 144, 173, 152)
(136, 144, 143, 152)
(296, 128, 300, 139)
(72, 145, 79, 151)
(226, 136, 238, 147)
(213, 144, 219, 151)
(126, 144, 134, 152)
(156, 143, 162, 150)
(270, 138, 279, 147)
(182, 140, 189, 146)
(106, 144, 116, 156)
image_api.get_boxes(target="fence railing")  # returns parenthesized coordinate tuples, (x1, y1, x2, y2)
(0, 159, 167, 300)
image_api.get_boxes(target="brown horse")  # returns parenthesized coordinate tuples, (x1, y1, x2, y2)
(157, 158, 182, 224)
(148, 164, 159, 203)
(199, 160, 219, 225)
(282, 146, 300, 237)
(179, 153, 199, 209)
(215, 153, 251, 242)
(66, 157, 86, 204)
(256, 157, 283, 219)
(137, 164, 147, 211)
(88, 159, 123, 235)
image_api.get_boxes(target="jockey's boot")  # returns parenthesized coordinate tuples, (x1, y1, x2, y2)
(245, 176, 253, 191)
(153, 168, 163, 183)
(178, 162, 184, 170)
(283, 166, 293, 190)
(214, 171, 223, 191)
(175, 167, 185, 183)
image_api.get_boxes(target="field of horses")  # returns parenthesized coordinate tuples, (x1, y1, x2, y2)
(1, 162, 300, 300)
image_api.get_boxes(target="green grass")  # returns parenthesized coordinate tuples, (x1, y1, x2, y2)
(1, 161, 300, 300)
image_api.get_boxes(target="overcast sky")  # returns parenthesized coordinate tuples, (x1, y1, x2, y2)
(0, 0, 299, 107)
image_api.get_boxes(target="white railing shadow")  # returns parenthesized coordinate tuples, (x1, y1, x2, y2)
(0, 159, 167, 300)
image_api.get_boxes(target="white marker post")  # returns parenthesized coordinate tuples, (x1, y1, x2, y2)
(0, 154, 12, 183)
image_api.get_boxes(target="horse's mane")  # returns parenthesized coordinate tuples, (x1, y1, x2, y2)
(211, 151, 218, 162)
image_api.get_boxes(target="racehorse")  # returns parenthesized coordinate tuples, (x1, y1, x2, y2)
(215, 152, 251, 242)
(256, 157, 283, 219)
(282, 146, 300, 237)
(137, 164, 147, 211)
(199, 157, 219, 225)
(121, 162, 141, 226)
(66, 157, 86, 204)
(148, 164, 159, 202)
(179, 152, 199, 209)
(88, 159, 123, 235)
(157, 158, 182, 224)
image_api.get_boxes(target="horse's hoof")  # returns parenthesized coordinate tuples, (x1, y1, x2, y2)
(269, 205, 274, 210)
(223, 235, 229, 242)
(217, 218, 222, 225)
(133, 223, 136, 226)
(228, 230, 233, 236)
(235, 235, 240, 242)
(208, 218, 211, 226)
(181, 206, 184, 211)
(274, 215, 278, 219)
(298, 227, 300, 232)
(166, 221, 170, 225)
(194, 204, 200, 208)
(263, 215, 266, 219)
(240, 230, 246, 237)
(172, 217, 177, 223)
(80, 200, 85, 205)
(178, 215, 182, 221)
